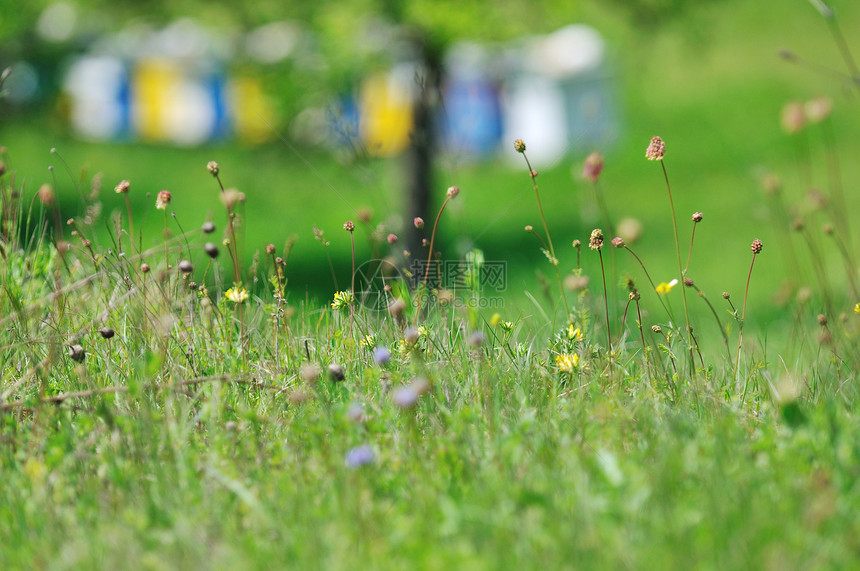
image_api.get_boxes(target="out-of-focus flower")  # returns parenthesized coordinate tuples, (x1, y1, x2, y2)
(225, 287, 249, 303)
(655, 279, 679, 295)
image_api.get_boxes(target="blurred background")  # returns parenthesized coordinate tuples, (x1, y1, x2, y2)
(1, 0, 859, 336)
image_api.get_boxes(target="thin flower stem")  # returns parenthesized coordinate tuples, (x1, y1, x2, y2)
(634, 300, 651, 382)
(522, 153, 571, 320)
(661, 161, 694, 371)
(598, 249, 611, 351)
(124, 195, 135, 253)
(736, 252, 757, 389)
(684, 223, 697, 275)
(414, 195, 451, 326)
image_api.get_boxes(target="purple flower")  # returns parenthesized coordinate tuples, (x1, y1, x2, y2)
(372, 346, 391, 366)
(393, 385, 420, 409)
(344, 445, 374, 468)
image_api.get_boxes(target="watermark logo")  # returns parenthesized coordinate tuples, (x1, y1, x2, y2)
(353, 257, 508, 311)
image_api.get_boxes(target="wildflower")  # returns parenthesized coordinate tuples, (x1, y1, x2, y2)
(328, 363, 345, 382)
(225, 287, 249, 303)
(204, 242, 219, 258)
(416, 326, 429, 338)
(611, 237, 625, 248)
(206, 161, 219, 176)
(38, 184, 54, 206)
(359, 335, 375, 348)
(469, 331, 485, 348)
(155, 190, 171, 210)
(781, 102, 805, 134)
(114, 180, 130, 194)
(589, 228, 604, 250)
(202, 221, 216, 233)
(343, 220, 355, 232)
(555, 353, 579, 374)
(692, 212, 703, 223)
(446, 185, 460, 199)
(394, 377, 430, 409)
(404, 327, 419, 344)
(300, 363, 322, 383)
(656, 279, 679, 295)
(388, 298, 407, 318)
(617, 217, 643, 243)
(387, 233, 398, 244)
(805, 97, 832, 123)
(564, 275, 589, 291)
(344, 445, 374, 468)
(413, 217, 424, 229)
(393, 385, 419, 409)
(100, 327, 115, 339)
(645, 136, 665, 160)
(178, 260, 193, 274)
(567, 325, 583, 341)
(346, 403, 365, 423)
(372, 346, 391, 366)
(751, 239, 763, 254)
(220, 188, 244, 209)
(500, 321, 514, 332)
(854, 303, 859, 314)
(68, 344, 86, 363)
(490, 313, 501, 327)
(525, 225, 534, 232)
(331, 290, 354, 310)
(582, 152, 604, 183)
(513, 139, 526, 153)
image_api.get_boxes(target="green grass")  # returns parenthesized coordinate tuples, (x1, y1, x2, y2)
(1, 0, 860, 568)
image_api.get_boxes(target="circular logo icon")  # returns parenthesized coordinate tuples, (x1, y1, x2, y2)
(353, 258, 406, 311)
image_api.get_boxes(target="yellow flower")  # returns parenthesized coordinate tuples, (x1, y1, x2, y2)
(417, 326, 429, 338)
(500, 321, 514, 332)
(555, 353, 579, 374)
(225, 287, 249, 303)
(567, 325, 583, 341)
(855, 303, 860, 314)
(655, 279, 679, 295)
(331, 290, 354, 310)
(359, 335, 375, 348)
(490, 313, 501, 327)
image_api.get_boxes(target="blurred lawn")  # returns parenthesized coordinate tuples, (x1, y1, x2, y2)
(1, 0, 858, 342)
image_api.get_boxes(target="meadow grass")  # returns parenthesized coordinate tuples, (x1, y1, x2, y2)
(0, 126, 858, 568)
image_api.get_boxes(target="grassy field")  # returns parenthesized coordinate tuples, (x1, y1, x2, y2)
(1, 0, 859, 568)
